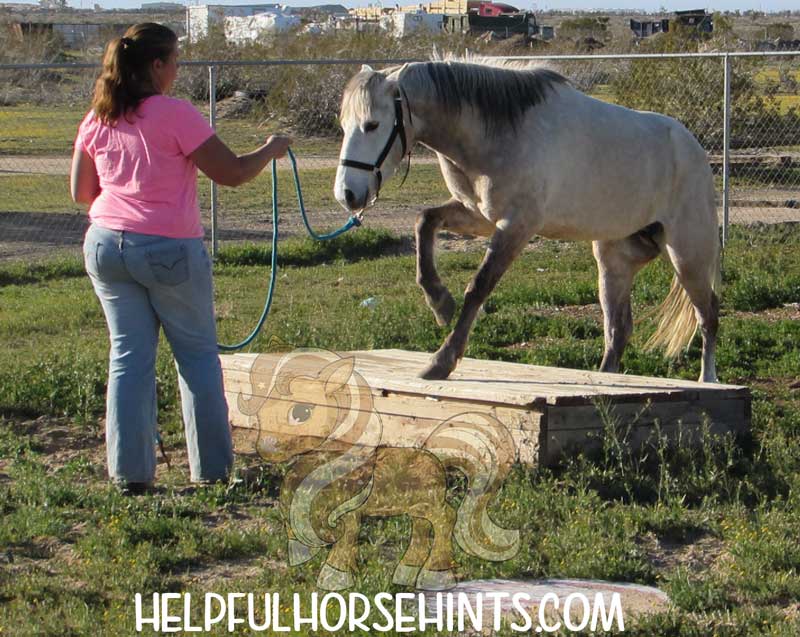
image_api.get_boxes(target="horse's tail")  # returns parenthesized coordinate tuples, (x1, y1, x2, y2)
(644, 240, 721, 359)
(423, 413, 520, 562)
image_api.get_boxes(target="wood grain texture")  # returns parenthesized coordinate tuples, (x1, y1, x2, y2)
(221, 350, 750, 467)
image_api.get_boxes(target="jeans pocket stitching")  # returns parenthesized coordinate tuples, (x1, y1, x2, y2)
(146, 244, 189, 286)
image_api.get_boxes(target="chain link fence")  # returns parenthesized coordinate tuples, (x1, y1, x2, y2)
(1, 52, 798, 262)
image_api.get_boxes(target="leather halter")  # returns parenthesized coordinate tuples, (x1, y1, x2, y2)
(339, 94, 411, 193)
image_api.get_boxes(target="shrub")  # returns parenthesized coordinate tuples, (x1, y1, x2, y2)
(611, 24, 800, 150)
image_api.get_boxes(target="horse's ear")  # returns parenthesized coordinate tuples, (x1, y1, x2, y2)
(320, 357, 355, 396)
(361, 64, 374, 73)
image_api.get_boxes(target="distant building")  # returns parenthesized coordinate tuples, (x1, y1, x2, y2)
(630, 10, 712, 39)
(630, 18, 669, 38)
(475, 2, 517, 17)
(468, 10, 536, 38)
(380, 11, 445, 37)
(674, 9, 713, 34)
(8, 21, 131, 48)
(186, 4, 286, 42)
(224, 11, 300, 43)
(141, 2, 183, 10)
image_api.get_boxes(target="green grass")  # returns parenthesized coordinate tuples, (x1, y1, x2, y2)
(2, 227, 800, 634)
(0, 103, 344, 156)
(0, 159, 448, 216)
(0, 104, 87, 156)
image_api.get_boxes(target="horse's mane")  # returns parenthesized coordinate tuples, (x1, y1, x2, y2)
(341, 54, 567, 137)
(411, 54, 567, 135)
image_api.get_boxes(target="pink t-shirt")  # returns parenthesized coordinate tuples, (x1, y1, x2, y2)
(74, 95, 215, 239)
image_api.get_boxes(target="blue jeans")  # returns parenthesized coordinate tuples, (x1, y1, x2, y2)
(83, 223, 233, 484)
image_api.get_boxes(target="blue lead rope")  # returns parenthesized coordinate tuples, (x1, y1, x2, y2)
(216, 148, 361, 352)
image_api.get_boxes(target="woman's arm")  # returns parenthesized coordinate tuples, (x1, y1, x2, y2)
(189, 134, 292, 188)
(70, 147, 101, 205)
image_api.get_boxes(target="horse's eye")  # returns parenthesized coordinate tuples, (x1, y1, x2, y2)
(289, 403, 313, 425)
(364, 121, 379, 133)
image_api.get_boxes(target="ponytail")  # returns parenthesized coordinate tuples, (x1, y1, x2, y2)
(91, 22, 177, 125)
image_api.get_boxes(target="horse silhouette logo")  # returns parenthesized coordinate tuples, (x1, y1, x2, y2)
(237, 348, 520, 591)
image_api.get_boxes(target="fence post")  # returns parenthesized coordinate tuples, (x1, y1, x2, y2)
(722, 53, 731, 247)
(208, 64, 219, 259)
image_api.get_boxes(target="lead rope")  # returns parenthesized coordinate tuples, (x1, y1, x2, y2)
(217, 148, 362, 352)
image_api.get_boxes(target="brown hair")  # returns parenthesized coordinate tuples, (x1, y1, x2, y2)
(91, 22, 177, 125)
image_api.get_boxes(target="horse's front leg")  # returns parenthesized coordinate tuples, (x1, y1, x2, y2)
(420, 221, 531, 380)
(416, 199, 495, 327)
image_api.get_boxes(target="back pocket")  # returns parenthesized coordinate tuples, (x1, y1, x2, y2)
(146, 243, 189, 286)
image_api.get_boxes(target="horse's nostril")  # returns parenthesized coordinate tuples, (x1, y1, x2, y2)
(344, 189, 356, 206)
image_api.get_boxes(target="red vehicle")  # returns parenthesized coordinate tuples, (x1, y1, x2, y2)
(469, 1, 519, 17)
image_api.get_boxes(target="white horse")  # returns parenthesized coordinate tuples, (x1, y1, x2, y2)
(334, 57, 720, 383)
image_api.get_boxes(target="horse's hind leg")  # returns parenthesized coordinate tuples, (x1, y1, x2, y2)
(593, 231, 661, 373)
(416, 199, 495, 327)
(662, 221, 720, 383)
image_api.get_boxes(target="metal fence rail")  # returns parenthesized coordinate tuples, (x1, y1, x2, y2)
(1, 52, 798, 262)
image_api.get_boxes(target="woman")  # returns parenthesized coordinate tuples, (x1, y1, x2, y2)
(70, 22, 291, 494)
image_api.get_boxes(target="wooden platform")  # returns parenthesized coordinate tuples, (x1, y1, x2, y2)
(222, 349, 751, 467)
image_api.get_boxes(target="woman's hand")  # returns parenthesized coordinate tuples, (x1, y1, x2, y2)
(265, 134, 292, 159)
(190, 133, 294, 187)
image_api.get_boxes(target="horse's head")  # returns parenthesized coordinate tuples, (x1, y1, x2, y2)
(335, 64, 413, 212)
(256, 356, 356, 463)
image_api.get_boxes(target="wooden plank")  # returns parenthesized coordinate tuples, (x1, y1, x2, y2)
(225, 385, 543, 465)
(224, 371, 543, 431)
(540, 397, 750, 465)
(545, 398, 749, 432)
(345, 349, 749, 406)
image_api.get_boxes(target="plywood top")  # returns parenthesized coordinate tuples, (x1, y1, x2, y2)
(220, 349, 749, 408)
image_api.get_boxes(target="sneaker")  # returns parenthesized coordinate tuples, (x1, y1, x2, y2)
(116, 482, 154, 496)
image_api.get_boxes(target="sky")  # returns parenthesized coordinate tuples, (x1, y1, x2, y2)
(59, 0, 800, 15)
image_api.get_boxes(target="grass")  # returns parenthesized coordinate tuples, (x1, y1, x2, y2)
(0, 103, 346, 157)
(204, 163, 449, 218)
(0, 105, 86, 156)
(0, 148, 448, 217)
(2, 226, 800, 634)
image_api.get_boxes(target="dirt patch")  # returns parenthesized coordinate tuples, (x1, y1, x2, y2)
(638, 531, 726, 575)
(529, 303, 603, 321)
(179, 555, 285, 587)
(10, 415, 105, 470)
(730, 302, 800, 323)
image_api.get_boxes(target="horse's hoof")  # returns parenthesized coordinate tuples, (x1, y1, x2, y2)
(317, 563, 354, 591)
(392, 563, 421, 587)
(419, 360, 453, 380)
(416, 568, 456, 591)
(432, 291, 456, 327)
(288, 539, 320, 566)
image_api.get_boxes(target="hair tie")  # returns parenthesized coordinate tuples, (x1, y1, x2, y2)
(120, 37, 134, 49)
